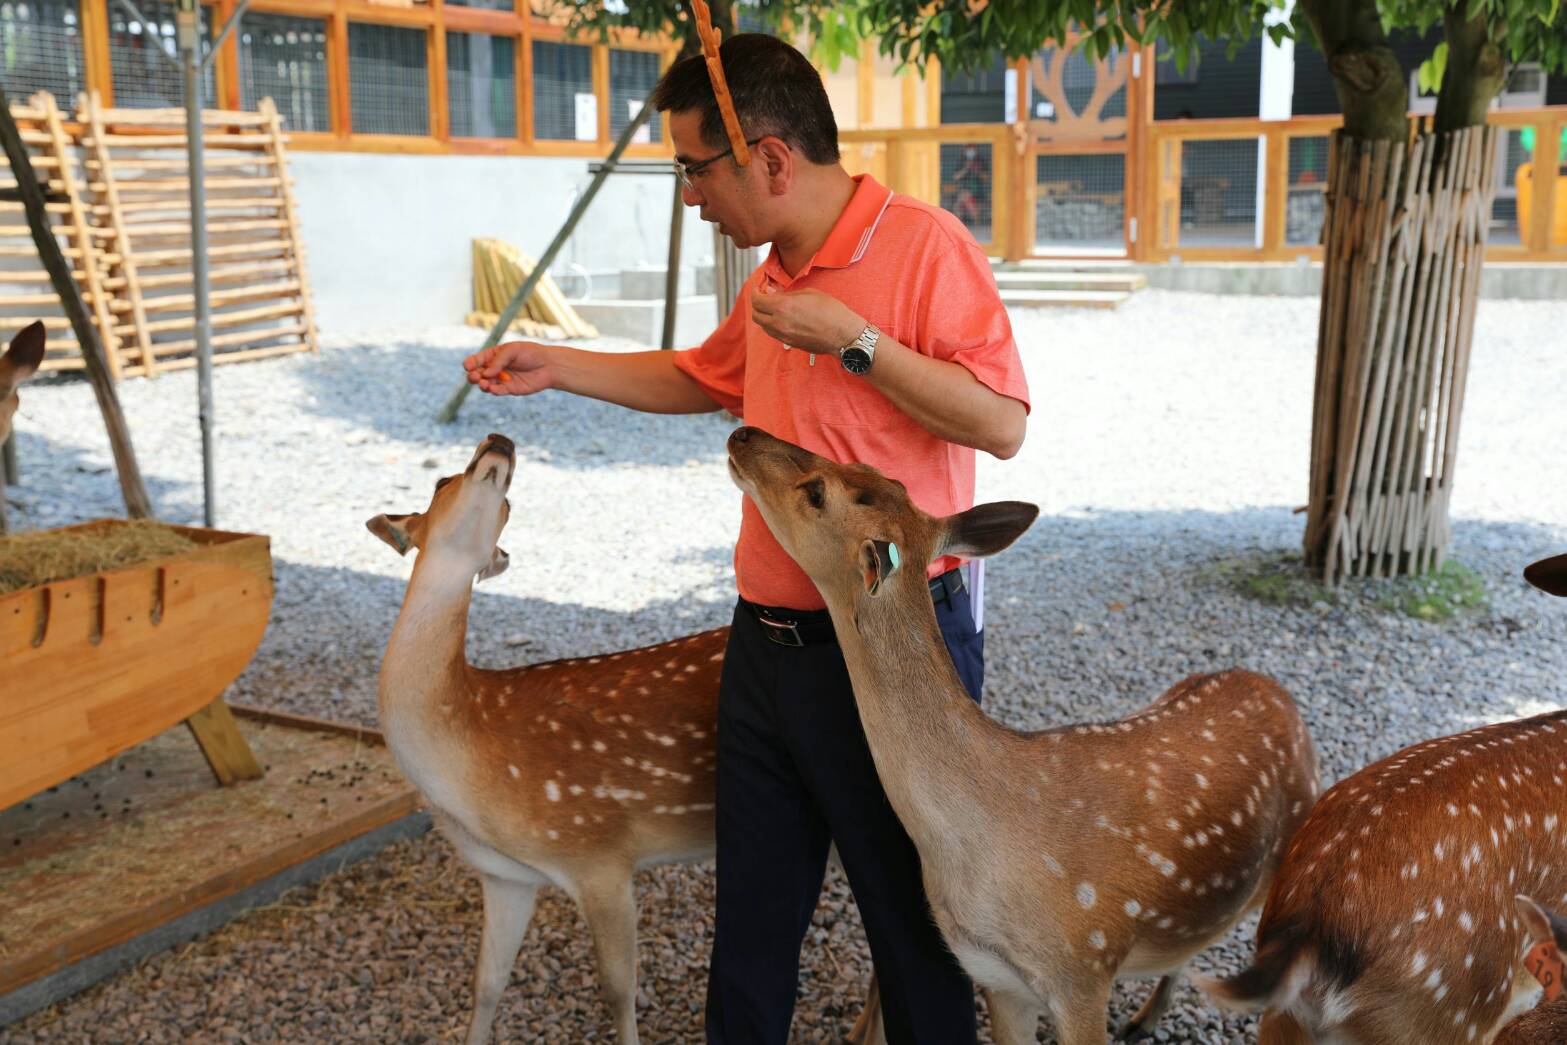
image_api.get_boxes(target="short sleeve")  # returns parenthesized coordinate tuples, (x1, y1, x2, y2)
(672, 279, 751, 416)
(915, 242, 1031, 414)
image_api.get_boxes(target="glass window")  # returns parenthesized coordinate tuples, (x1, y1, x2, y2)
(531, 39, 593, 141)
(0, 0, 87, 102)
(349, 22, 429, 136)
(108, 0, 215, 108)
(609, 48, 660, 142)
(447, 31, 516, 138)
(238, 13, 329, 133)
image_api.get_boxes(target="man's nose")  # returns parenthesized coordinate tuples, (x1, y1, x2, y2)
(680, 183, 703, 207)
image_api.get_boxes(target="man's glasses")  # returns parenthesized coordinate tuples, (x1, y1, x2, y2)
(675, 138, 764, 190)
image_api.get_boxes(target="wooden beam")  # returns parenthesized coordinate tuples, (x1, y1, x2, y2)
(185, 696, 265, 785)
(0, 84, 152, 518)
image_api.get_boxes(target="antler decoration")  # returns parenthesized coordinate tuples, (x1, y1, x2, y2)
(689, 0, 750, 166)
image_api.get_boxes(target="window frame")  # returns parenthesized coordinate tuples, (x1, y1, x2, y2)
(68, 0, 673, 155)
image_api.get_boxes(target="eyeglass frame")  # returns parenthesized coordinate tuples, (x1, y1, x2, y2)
(675, 137, 765, 190)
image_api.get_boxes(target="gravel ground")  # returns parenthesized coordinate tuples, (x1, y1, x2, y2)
(5, 289, 1567, 1043)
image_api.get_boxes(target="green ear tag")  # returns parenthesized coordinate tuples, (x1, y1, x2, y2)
(887, 542, 901, 572)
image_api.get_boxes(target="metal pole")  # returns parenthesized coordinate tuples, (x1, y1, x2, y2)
(660, 171, 684, 351)
(436, 89, 656, 424)
(178, 0, 216, 526)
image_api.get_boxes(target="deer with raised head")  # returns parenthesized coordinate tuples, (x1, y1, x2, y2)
(0, 321, 46, 532)
(724, 425, 1321, 1045)
(1192, 554, 1567, 1044)
(368, 433, 885, 1045)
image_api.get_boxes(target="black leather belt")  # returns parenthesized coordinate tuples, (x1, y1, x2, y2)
(743, 567, 965, 648)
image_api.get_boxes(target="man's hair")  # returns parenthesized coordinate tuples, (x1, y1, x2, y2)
(652, 33, 839, 165)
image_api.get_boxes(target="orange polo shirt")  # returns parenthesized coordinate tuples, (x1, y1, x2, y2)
(674, 174, 1030, 610)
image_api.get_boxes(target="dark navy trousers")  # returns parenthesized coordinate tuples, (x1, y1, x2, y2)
(704, 581, 984, 1045)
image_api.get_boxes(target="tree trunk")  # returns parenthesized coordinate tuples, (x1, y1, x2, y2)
(1299, 0, 1503, 582)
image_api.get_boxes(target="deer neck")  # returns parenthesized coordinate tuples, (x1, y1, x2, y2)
(821, 570, 998, 852)
(381, 549, 474, 724)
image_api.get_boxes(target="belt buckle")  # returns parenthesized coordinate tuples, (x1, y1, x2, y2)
(757, 613, 805, 647)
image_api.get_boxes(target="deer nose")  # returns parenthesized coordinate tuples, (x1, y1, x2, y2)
(484, 433, 515, 456)
(729, 426, 753, 446)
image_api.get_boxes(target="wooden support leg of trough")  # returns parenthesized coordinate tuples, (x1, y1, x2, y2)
(185, 697, 265, 785)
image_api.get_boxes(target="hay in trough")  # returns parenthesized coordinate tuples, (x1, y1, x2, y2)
(0, 521, 198, 595)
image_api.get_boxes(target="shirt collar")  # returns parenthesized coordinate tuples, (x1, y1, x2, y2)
(762, 175, 894, 286)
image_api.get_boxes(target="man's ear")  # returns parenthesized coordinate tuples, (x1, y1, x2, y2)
(366, 513, 418, 555)
(857, 539, 899, 596)
(477, 546, 510, 582)
(939, 501, 1039, 560)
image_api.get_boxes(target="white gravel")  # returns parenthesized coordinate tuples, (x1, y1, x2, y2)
(6, 289, 1567, 1043)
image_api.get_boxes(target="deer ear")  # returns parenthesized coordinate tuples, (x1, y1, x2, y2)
(1517, 895, 1567, 950)
(477, 546, 510, 582)
(858, 539, 898, 595)
(1525, 554, 1567, 597)
(2, 320, 45, 384)
(366, 513, 417, 555)
(940, 501, 1039, 560)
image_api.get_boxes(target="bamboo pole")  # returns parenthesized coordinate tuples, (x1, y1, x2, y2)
(0, 82, 152, 519)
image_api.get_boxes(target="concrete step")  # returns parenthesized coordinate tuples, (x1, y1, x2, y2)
(569, 295, 717, 347)
(993, 269, 1148, 293)
(1000, 288, 1132, 309)
(991, 257, 1136, 272)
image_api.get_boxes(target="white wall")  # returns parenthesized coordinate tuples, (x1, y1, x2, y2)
(289, 152, 716, 331)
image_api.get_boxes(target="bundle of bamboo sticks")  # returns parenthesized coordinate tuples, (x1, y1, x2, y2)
(468, 238, 597, 341)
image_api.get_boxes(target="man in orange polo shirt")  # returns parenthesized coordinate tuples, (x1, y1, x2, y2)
(464, 33, 1028, 1044)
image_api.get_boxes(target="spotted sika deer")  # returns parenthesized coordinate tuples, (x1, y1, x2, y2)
(725, 425, 1320, 1045)
(370, 433, 884, 1045)
(1194, 554, 1567, 1044)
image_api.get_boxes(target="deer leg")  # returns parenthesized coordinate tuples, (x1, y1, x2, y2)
(1115, 972, 1180, 1041)
(987, 988, 1041, 1045)
(577, 870, 641, 1045)
(844, 973, 884, 1045)
(1048, 980, 1114, 1045)
(465, 874, 539, 1045)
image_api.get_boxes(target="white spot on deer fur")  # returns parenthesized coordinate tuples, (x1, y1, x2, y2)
(1459, 912, 1474, 932)
(1195, 773, 1209, 789)
(546, 829, 559, 840)
(544, 781, 561, 801)
(1412, 951, 1428, 975)
(1042, 853, 1064, 877)
(1077, 883, 1097, 909)
(1088, 930, 1106, 950)
(508, 764, 520, 779)
(1124, 900, 1142, 917)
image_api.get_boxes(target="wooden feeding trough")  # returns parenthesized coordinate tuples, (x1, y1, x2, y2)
(0, 519, 273, 810)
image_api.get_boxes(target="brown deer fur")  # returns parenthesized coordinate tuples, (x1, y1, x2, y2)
(370, 434, 884, 1044)
(725, 425, 1320, 1045)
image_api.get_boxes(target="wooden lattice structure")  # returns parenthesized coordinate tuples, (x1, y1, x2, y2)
(0, 92, 317, 378)
(1303, 125, 1500, 582)
(0, 94, 127, 377)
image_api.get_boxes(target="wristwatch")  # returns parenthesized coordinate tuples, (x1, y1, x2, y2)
(838, 324, 879, 375)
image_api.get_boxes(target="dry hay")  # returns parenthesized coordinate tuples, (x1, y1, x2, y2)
(0, 521, 197, 595)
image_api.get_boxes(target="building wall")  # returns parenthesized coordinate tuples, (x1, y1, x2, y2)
(290, 152, 715, 331)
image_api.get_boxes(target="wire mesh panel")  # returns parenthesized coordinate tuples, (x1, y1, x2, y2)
(447, 31, 515, 138)
(349, 23, 428, 136)
(0, 0, 87, 101)
(1177, 138, 1259, 247)
(609, 48, 659, 142)
(1490, 128, 1529, 246)
(238, 13, 328, 133)
(940, 143, 992, 243)
(1035, 154, 1124, 252)
(1286, 135, 1330, 246)
(108, 0, 215, 108)
(532, 39, 592, 141)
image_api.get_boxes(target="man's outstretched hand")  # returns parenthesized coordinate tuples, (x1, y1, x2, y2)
(464, 342, 553, 396)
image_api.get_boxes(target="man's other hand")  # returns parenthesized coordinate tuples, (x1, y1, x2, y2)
(464, 342, 553, 396)
(750, 288, 865, 355)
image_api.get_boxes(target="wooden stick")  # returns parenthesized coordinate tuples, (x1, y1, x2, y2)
(0, 84, 151, 517)
(690, 0, 750, 166)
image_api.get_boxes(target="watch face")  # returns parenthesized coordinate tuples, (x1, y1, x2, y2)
(840, 347, 872, 374)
